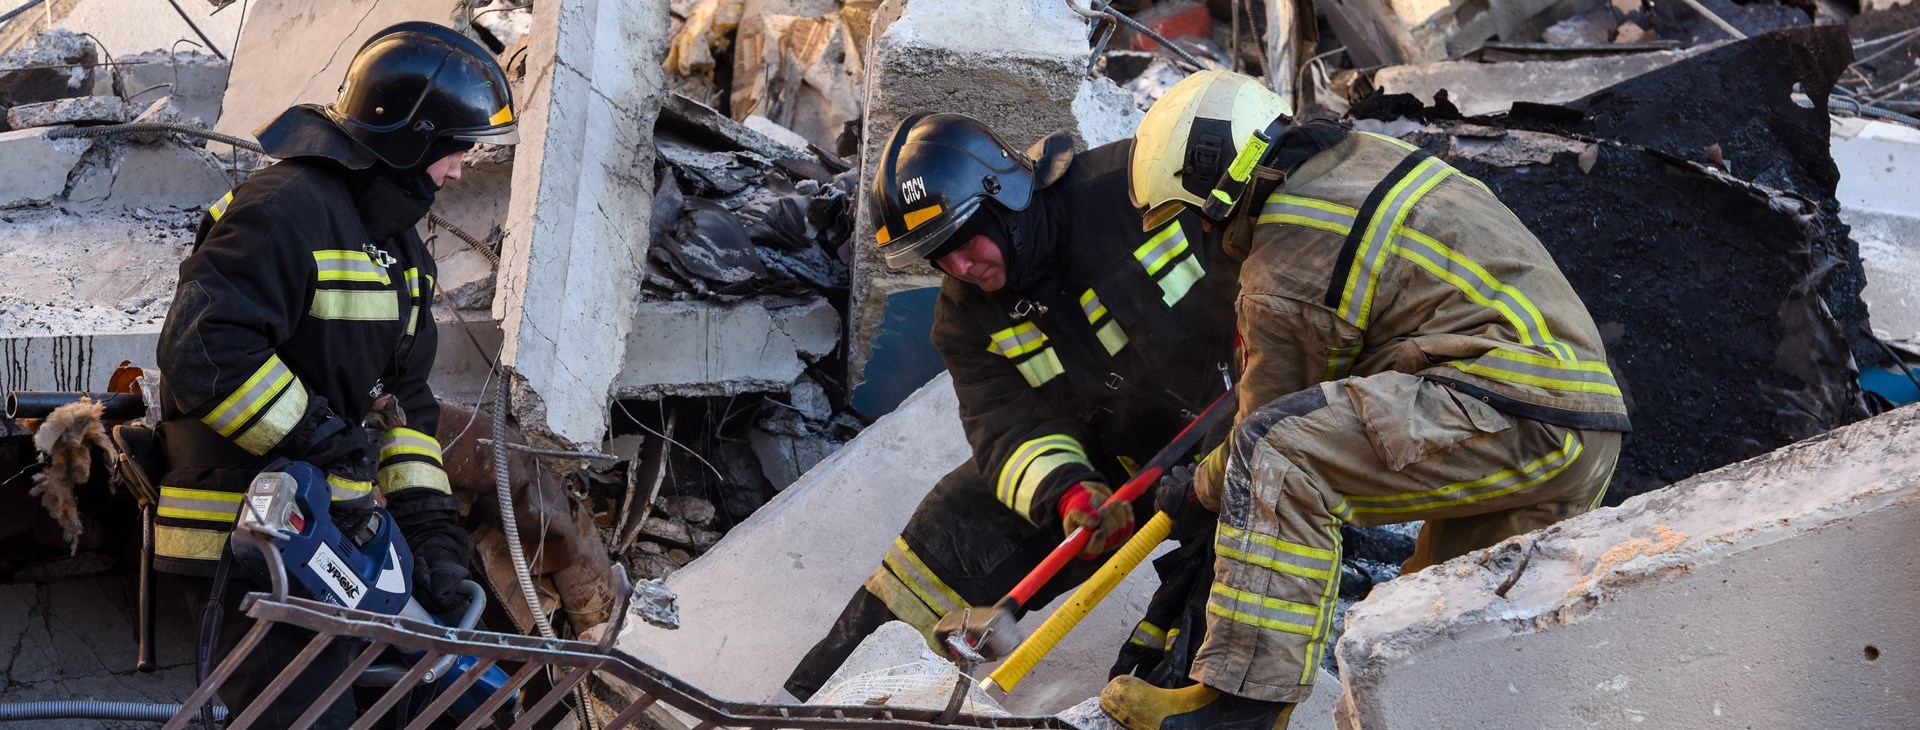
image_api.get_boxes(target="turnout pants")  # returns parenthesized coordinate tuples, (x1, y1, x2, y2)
(784, 459, 1151, 700)
(1196, 371, 1620, 703)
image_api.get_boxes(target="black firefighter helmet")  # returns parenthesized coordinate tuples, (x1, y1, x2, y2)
(869, 113, 1036, 269)
(323, 21, 518, 169)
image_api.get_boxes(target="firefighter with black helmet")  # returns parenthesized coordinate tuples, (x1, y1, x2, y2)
(782, 113, 1240, 700)
(153, 21, 515, 725)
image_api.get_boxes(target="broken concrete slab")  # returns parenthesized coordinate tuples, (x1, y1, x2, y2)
(1833, 117, 1920, 341)
(617, 373, 1187, 716)
(1335, 404, 1920, 728)
(37, 0, 243, 59)
(0, 29, 108, 113)
(611, 299, 811, 399)
(63, 139, 232, 211)
(730, 6, 866, 153)
(116, 50, 231, 127)
(845, 0, 1142, 413)
(768, 296, 840, 362)
(1320, 0, 1598, 66)
(0, 127, 91, 208)
(496, 0, 670, 448)
(1370, 46, 1707, 117)
(6, 95, 128, 129)
(212, 0, 463, 140)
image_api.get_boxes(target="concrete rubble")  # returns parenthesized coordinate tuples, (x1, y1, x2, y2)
(1336, 404, 1920, 728)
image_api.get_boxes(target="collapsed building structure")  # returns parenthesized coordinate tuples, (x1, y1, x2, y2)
(0, 0, 1918, 726)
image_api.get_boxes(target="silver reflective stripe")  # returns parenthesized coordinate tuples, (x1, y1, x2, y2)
(1259, 199, 1356, 233)
(884, 541, 961, 613)
(313, 251, 386, 282)
(156, 487, 243, 523)
(1339, 158, 1452, 327)
(988, 323, 1047, 357)
(1206, 584, 1317, 636)
(1135, 225, 1190, 277)
(1349, 433, 1584, 513)
(1081, 291, 1107, 321)
(203, 357, 291, 437)
(1455, 352, 1621, 395)
(1393, 231, 1576, 361)
(1215, 524, 1337, 581)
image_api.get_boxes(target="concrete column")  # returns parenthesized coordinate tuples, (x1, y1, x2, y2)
(1335, 406, 1920, 728)
(844, 0, 1141, 416)
(495, 0, 669, 447)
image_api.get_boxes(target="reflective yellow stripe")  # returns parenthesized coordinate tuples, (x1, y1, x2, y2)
(1450, 350, 1623, 397)
(1079, 289, 1109, 323)
(378, 461, 451, 495)
(1206, 584, 1317, 636)
(156, 486, 244, 523)
(1128, 621, 1168, 649)
(1258, 194, 1357, 235)
(489, 105, 513, 126)
(208, 190, 234, 221)
(232, 384, 307, 455)
(1359, 131, 1419, 152)
(313, 250, 389, 284)
(1133, 222, 1190, 277)
(379, 427, 444, 465)
(1336, 157, 1453, 328)
(986, 321, 1049, 358)
(1011, 347, 1065, 388)
(1302, 521, 1344, 683)
(1394, 228, 1575, 362)
(326, 473, 373, 502)
(202, 356, 292, 437)
(405, 268, 423, 298)
(155, 524, 229, 561)
(864, 566, 941, 636)
(903, 204, 944, 231)
(311, 289, 399, 321)
(1350, 433, 1584, 515)
(875, 225, 894, 246)
(996, 434, 1091, 520)
(882, 538, 966, 614)
(1215, 523, 1337, 581)
(1154, 254, 1205, 307)
(1094, 321, 1128, 356)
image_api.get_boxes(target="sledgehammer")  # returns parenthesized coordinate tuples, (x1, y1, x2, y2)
(933, 386, 1235, 681)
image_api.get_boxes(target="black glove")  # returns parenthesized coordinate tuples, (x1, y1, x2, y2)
(1156, 463, 1219, 544)
(388, 488, 472, 616)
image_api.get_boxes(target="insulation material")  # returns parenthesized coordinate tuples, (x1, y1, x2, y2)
(29, 399, 113, 554)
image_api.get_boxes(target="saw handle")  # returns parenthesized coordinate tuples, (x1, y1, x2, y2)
(986, 511, 1175, 693)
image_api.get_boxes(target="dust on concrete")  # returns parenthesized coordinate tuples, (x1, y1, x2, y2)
(0, 205, 195, 338)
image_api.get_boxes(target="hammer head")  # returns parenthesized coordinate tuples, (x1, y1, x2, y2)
(932, 599, 1025, 665)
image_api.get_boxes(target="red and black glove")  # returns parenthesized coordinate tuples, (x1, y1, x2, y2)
(1058, 481, 1135, 559)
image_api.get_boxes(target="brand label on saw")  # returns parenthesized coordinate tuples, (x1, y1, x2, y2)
(308, 542, 367, 607)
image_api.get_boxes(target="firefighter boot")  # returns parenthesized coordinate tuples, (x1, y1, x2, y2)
(1099, 676, 1294, 730)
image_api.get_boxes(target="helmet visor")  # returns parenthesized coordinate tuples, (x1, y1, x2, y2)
(880, 197, 981, 270)
(453, 123, 520, 146)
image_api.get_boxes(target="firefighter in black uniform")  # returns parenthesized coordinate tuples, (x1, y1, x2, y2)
(784, 113, 1239, 699)
(153, 22, 517, 725)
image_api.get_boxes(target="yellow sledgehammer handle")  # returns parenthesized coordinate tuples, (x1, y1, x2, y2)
(983, 511, 1174, 694)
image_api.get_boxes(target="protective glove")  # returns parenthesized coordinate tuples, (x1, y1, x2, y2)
(1156, 462, 1221, 544)
(306, 425, 379, 532)
(388, 488, 472, 617)
(1059, 481, 1135, 560)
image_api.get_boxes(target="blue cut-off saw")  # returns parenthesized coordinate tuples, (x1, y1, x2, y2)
(234, 461, 509, 716)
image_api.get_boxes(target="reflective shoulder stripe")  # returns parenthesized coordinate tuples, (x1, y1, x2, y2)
(379, 427, 444, 465)
(1349, 432, 1584, 515)
(208, 190, 234, 221)
(996, 434, 1091, 521)
(1133, 221, 1207, 307)
(986, 321, 1049, 358)
(313, 250, 390, 284)
(1332, 155, 1453, 329)
(378, 461, 451, 495)
(1080, 289, 1129, 356)
(1259, 194, 1357, 235)
(987, 321, 1065, 388)
(311, 289, 400, 321)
